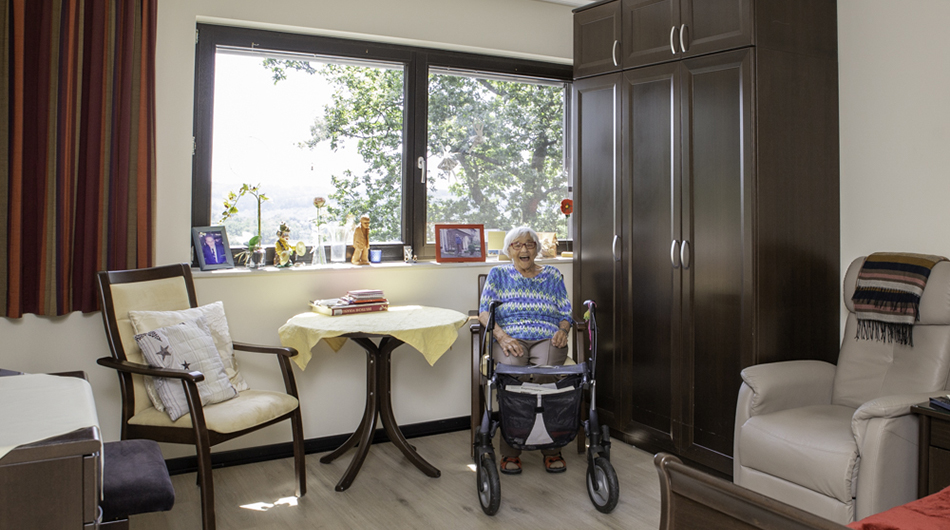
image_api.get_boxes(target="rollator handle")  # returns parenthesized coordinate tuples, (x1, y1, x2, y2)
(486, 300, 503, 332)
(485, 300, 503, 379)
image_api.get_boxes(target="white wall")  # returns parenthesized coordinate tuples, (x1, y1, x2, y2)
(838, 0, 950, 278)
(8, 0, 948, 457)
(0, 0, 576, 457)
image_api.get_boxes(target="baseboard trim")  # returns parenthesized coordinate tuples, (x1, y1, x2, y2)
(164, 416, 470, 475)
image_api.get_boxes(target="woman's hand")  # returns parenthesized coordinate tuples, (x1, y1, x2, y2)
(551, 328, 569, 349)
(495, 330, 524, 357)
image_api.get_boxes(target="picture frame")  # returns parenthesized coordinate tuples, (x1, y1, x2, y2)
(434, 224, 485, 263)
(192, 226, 234, 271)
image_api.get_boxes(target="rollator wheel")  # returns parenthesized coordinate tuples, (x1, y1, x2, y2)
(586, 456, 619, 513)
(476, 453, 501, 515)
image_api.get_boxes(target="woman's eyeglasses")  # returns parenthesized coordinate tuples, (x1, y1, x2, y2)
(510, 242, 537, 250)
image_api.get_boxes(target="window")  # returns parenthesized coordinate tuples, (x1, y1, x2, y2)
(425, 70, 569, 243)
(193, 25, 572, 258)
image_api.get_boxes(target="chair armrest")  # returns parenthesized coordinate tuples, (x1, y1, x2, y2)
(734, 360, 837, 479)
(231, 343, 300, 398)
(232, 341, 296, 357)
(849, 392, 945, 518)
(852, 391, 947, 446)
(740, 360, 836, 417)
(97, 356, 204, 382)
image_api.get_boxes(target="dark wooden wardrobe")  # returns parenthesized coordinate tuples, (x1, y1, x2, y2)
(572, 0, 840, 475)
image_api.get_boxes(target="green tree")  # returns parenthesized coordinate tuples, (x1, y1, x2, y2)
(263, 60, 567, 242)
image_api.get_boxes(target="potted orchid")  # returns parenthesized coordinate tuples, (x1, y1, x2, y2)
(220, 183, 269, 268)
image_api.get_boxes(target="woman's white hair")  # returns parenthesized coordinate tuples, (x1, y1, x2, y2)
(501, 226, 540, 258)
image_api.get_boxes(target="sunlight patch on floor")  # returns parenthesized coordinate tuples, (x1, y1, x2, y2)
(240, 496, 299, 511)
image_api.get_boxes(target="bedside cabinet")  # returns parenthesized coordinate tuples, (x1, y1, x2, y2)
(911, 403, 950, 498)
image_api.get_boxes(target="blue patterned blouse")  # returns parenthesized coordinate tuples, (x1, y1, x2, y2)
(479, 264, 573, 341)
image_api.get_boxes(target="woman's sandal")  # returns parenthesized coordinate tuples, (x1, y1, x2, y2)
(500, 456, 522, 475)
(544, 454, 567, 474)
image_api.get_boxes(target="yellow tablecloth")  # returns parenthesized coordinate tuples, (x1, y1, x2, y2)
(279, 305, 469, 370)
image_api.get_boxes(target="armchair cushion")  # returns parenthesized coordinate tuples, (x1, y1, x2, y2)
(134, 318, 237, 421)
(127, 389, 299, 434)
(129, 301, 248, 392)
(739, 404, 858, 503)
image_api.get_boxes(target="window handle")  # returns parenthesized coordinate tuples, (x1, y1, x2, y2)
(670, 26, 678, 55)
(671, 239, 680, 269)
(679, 24, 688, 53)
(418, 156, 426, 184)
(612, 40, 619, 67)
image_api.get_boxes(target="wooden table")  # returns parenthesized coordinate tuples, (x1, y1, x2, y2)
(912, 403, 950, 498)
(279, 305, 468, 491)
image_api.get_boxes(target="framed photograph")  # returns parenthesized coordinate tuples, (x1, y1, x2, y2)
(192, 226, 234, 271)
(434, 224, 485, 263)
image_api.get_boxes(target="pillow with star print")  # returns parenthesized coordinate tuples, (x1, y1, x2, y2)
(133, 317, 238, 421)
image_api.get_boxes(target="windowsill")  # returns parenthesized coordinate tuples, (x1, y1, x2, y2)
(191, 256, 573, 278)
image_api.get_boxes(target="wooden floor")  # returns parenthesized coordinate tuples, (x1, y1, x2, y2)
(134, 430, 662, 529)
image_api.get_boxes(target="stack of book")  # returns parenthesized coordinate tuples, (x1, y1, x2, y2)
(930, 395, 950, 412)
(310, 289, 388, 316)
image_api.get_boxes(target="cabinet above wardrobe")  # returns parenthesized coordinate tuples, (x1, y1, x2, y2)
(575, 0, 836, 78)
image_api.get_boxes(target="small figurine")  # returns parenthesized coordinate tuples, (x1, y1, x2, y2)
(274, 222, 294, 267)
(351, 214, 371, 265)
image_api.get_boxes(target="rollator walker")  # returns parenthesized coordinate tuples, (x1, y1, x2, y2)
(473, 299, 619, 515)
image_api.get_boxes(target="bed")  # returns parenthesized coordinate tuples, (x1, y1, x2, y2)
(655, 453, 950, 530)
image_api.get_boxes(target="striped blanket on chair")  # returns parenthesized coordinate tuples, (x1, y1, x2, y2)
(852, 252, 947, 346)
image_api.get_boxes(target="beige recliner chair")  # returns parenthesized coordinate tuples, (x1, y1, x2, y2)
(734, 256, 950, 524)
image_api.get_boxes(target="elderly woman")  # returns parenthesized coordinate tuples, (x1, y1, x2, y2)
(478, 226, 573, 475)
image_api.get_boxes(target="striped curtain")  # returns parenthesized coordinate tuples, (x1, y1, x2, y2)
(1, 0, 156, 318)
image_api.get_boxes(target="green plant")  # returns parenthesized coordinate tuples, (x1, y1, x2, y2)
(220, 183, 269, 254)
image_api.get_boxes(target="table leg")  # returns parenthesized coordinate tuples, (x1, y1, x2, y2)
(319, 393, 372, 464)
(322, 346, 379, 492)
(376, 337, 440, 478)
(919, 414, 931, 498)
(322, 336, 441, 491)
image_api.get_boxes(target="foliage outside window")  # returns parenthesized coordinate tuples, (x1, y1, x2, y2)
(425, 71, 568, 242)
(193, 25, 573, 257)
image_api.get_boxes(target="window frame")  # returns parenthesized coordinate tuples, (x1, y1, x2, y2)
(192, 24, 573, 259)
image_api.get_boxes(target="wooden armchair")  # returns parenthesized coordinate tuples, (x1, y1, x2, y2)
(96, 263, 305, 530)
(469, 273, 588, 456)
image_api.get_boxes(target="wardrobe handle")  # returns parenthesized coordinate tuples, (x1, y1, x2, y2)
(679, 23, 688, 53)
(670, 240, 680, 269)
(612, 40, 619, 67)
(680, 240, 690, 270)
(670, 26, 678, 55)
(612, 235, 621, 262)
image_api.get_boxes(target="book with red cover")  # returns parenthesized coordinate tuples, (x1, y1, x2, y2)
(341, 295, 388, 305)
(310, 300, 388, 316)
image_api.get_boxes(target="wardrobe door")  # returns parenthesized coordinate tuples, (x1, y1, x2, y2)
(621, 63, 679, 447)
(620, 0, 679, 69)
(573, 74, 624, 424)
(678, 0, 753, 59)
(678, 48, 753, 473)
(574, 0, 622, 79)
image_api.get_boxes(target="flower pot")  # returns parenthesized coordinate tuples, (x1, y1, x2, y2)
(246, 249, 265, 269)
